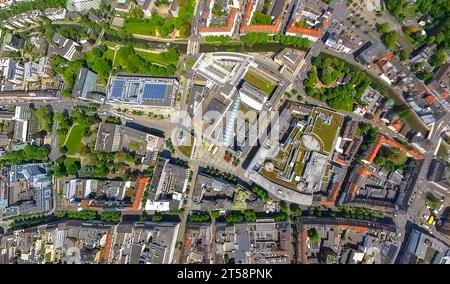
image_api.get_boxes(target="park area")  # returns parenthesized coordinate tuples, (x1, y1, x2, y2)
(62, 124, 85, 155)
(310, 109, 344, 154)
(244, 70, 277, 95)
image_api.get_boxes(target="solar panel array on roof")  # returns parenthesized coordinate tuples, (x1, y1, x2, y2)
(143, 84, 167, 100)
(111, 78, 125, 99)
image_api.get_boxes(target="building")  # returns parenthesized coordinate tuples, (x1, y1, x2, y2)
(410, 44, 436, 64)
(3, 163, 53, 216)
(141, 0, 155, 18)
(44, 8, 67, 21)
(231, 220, 293, 264)
(427, 159, 450, 191)
(273, 48, 305, 76)
(2, 33, 24, 52)
(94, 122, 164, 162)
(239, 81, 268, 111)
(113, 0, 134, 13)
(23, 61, 39, 82)
(286, 26, 322, 41)
(240, 0, 285, 35)
(199, 7, 239, 37)
(427, 63, 449, 100)
(11, 106, 40, 143)
(355, 41, 387, 66)
(437, 207, 450, 237)
(107, 75, 178, 108)
(0, 58, 24, 85)
(169, 0, 180, 17)
(67, 0, 102, 12)
(72, 68, 98, 100)
(324, 31, 358, 54)
(63, 179, 133, 209)
(399, 227, 450, 264)
(49, 33, 81, 61)
(145, 159, 189, 212)
(37, 57, 52, 78)
(361, 134, 423, 165)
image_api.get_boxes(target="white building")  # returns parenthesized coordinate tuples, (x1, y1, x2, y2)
(49, 33, 81, 61)
(239, 81, 268, 111)
(44, 8, 67, 21)
(24, 61, 39, 82)
(38, 57, 52, 78)
(0, 58, 24, 84)
(67, 0, 102, 12)
(324, 32, 355, 54)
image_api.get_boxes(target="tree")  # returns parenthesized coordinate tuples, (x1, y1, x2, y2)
(210, 210, 220, 219)
(240, 32, 271, 45)
(290, 204, 302, 217)
(0, 145, 50, 166)
(130, 6, 144, 18)
(377, 22, 390, 34)
(33, 106, 54, 133)
(274, 212, 287, 221)
(152, 214, 163, 222)
(399, 50, 409, 61)
(212, 3, 224, 16)
(429, 50, 448, 67)
(251, 11, 273, 25)
(307, 228, 320, 241)
(226, 212, 244, 223)
(100, 211, 121, 222)
(60, 145, 68, 154)
(381, 31, 398, 50)
(190, 212, 210, 222)
(243, 210, 257, 221)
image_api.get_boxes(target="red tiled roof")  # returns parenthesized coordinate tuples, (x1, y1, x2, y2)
(338, 225, 369, 232)
(286, 26, 322, 37)
(183, 239, 192, 248)
(423, 94, 436, 105)
(199, 8, 238, 33)
(240, 17, 283, 33)
(80, 199, 90, 209)
(391, 120, 403, 131)
(128, 176, 149, 211)
(441, 91, 449, 99)
(242, 0, 255, 25)
(300, 229, 307, 264)
(324, 182, 342, 205)
(364, 134, 424, 163)
(348, 183, 359, 200)
(103, 232, 113, 263)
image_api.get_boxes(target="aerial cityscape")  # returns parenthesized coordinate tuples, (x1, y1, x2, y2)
(0, 0, 449, 265)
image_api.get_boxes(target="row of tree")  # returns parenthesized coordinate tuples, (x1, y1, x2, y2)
(0, 145, 50, 166)
(240, 32, 311, 49)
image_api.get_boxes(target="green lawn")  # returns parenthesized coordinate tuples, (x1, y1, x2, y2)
(104, 48, 115, 62)
(135, 50, 177, 67)
(244, 70, 277, 95)
(64, 124, 85, 155)
(124, 20, 155, 35)
(311, 109, 343, 154)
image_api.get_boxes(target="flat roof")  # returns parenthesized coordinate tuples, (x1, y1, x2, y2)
(107, 75, 177, 107)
